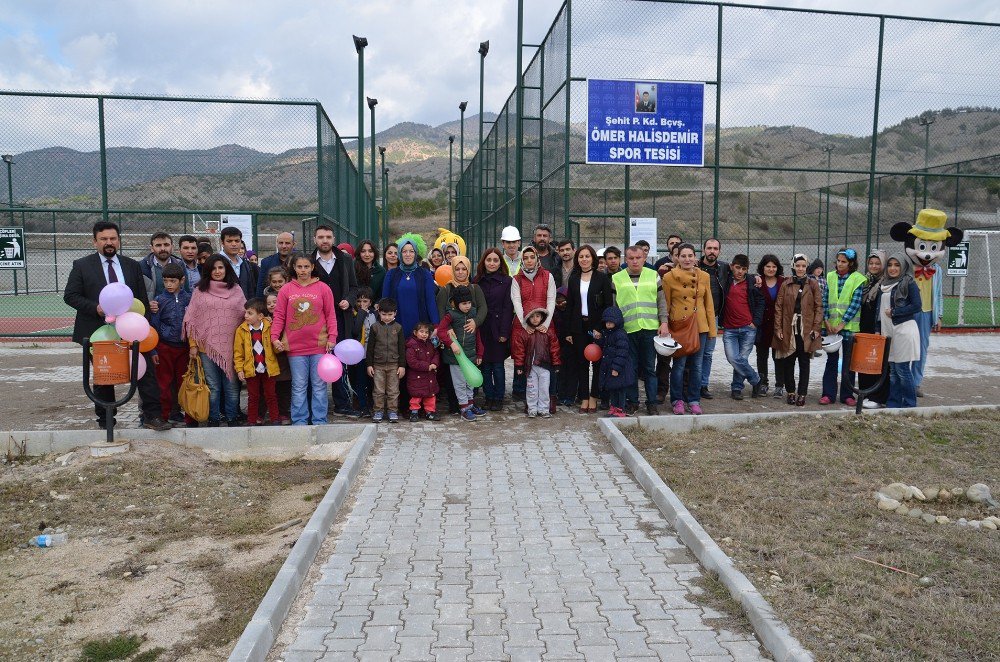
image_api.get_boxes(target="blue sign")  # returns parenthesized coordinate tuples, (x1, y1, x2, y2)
(586, 79, 705, 166)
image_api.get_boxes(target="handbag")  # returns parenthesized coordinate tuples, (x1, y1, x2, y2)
(668, 274, 701, 358)
(178, 355, 210, 422)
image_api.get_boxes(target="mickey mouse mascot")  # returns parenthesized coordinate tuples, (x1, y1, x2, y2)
(889, 209, 963, 396)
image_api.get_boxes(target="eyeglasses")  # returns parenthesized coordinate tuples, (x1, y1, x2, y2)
(840, 248, 857, 260)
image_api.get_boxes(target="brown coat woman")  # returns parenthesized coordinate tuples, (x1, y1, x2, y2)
(772, 254, 823, 405)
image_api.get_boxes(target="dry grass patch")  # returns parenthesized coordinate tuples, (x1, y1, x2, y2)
(626, 410, 1000, 661)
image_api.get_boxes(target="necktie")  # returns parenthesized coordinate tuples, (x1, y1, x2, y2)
(106, 258, 118, 283)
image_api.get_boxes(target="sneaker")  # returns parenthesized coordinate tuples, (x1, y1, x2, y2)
(751, 382, 764, 398)
(646, 403, 659, 416)
(372, 411, 384, 423)
(699, 387, 714, 400)
(426, 412, 439, 421)
(527, 410, 537, 418)
(611, 406, 629, 418)
(541, 411, 552, 418)
(730, 390, 744, 401)
(818, 396, 832, 405)
(388, 411, 399, 423)
(689, 403, 703, 415)
(862, 399, 880, 410)
(462, 409, 477, 422)
(843, 397, 857, 407)
(143, 417, 172, 432)
(772, 386, 785, 399)
(469, 404, 487, 417)
(359, 409, 372, 419)
(409, 410, 420, 422)
(672, 400, 685, 415)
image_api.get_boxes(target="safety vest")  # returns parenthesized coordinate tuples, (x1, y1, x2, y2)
(612, 268, 659, 333)
(503, 254, 521, 276)
(826, 271, 866, 333)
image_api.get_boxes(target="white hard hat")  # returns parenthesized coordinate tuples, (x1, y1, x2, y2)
(822, 333, 843, 354)
(500, 226, 521, 242)
(596, 248, 606, 257)
(653, 336, 681, 357)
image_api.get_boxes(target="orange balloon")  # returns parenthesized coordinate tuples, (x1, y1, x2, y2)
(138, 327, 159, 353)
(434, 265, 453, 287)
(583, 343, 602, 362)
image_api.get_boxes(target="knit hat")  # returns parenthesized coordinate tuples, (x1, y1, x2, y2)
(338, 242, 356, 258)
(451, 285, 473, 305)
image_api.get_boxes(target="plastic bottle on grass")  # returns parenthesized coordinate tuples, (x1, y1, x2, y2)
(29, 534, 67, 547)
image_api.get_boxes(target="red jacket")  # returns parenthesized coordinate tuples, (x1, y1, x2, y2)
(405, 336, 440, 398)
(511, 308, 561, 368)
(514, 267, 552, 314)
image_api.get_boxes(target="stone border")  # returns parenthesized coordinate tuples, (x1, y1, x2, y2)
(599, 417, 814, 662)
(227, 423, 378, 662)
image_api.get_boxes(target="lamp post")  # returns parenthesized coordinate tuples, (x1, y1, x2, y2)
(919, 114, 936, 208)
(478, 41, 489, 234)
(448, 136, 455, 230)
(367, 96, 378, 238)
(2, 154, 13, 224)
(383, 166, 390, 246)
(378, 145, 387, 246)
(459, 101, 467, 228)
(354, 35, 368, 234)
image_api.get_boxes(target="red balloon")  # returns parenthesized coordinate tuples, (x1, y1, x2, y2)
(583, 343, 602, 362)
(434, 265, 453, 287)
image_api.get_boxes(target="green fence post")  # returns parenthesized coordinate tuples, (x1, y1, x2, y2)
(564, 0, 573, 247)
(712, 4, 723, 238)
(98, 96, 109, 222)
(746, 192, 751, 256)
(624, 166, 631, 248)
(515, 0, 524, 233)
(865, 17, 885, 259)
(792, 192, 797, 255)
(316, 106, 324, 232)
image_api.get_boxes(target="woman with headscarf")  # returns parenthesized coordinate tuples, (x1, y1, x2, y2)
(427, 248, 445, 272)
(382, 236, 439, 337)
(510, 246, 556, 406)
(820, 248, 865, 406)
(859, 249, 890, 408)
(435, 254, 488, 415)
(772, 253, 823, 406)
(876, 255, 922, 408)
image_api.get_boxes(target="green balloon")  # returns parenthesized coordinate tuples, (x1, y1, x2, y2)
(456, 350, 484, 389)
(129, 298, 146, 315)
(90, 324, 121, 343)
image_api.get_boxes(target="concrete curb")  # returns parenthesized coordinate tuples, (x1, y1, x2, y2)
(598, 418, 813, 662)
(227, 423, 378, 662)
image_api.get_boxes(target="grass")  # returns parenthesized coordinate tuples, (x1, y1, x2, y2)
(942, 295, 1000, 327)
(626, 410, 1000, 661)
(80, 634, 142, 661)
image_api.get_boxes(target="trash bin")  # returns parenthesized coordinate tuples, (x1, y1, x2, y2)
(850, 333, 886, 375)
(91, 340, 132, 385)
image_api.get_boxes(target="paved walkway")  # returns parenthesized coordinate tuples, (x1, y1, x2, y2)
(275, 417, 767, 661)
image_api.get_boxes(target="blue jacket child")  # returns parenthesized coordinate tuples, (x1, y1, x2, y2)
(150, 288, 191, 348)
(598, 307, 636, 391)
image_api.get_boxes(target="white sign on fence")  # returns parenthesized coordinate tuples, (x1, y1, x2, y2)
(628, 218, 657, 257)
(220, 214, 254, 250)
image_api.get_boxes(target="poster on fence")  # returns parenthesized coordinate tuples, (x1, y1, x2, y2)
(948, 241, 969, 276)
(586, 79, 705, 166)
(628, 218, 657, 257)
(0, 227, 25, 269)
(220, 214, 254, 250)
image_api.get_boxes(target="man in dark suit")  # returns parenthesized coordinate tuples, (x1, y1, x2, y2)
(312, 224, 360, 416)
(220, 226, 260, 300)
(637, 91, 656, 113)
(63, 220, 170, 431)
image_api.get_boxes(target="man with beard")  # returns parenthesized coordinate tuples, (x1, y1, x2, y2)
(256, 231, 296, 297)
(533, 224, 560, 273)
(553, 238, 575, 288)
(64, 221, 170, 431)
(140, 232, 187, 300)
(697, 238, 730, 400)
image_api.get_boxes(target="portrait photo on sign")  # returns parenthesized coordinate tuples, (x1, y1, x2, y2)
(635, 83, 656, 113)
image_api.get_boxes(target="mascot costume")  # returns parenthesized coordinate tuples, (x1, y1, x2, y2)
(889, 209, 963, 394)
(434, 228, 467, 259)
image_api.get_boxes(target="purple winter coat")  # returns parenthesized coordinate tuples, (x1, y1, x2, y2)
(476, 270, 514, 363)
(405, 336, 440, 398)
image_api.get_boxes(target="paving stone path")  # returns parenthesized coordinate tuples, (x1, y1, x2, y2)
(276, 416, 768, 661)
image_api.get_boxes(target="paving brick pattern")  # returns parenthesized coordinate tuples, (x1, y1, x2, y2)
(277, 419, 767, 661)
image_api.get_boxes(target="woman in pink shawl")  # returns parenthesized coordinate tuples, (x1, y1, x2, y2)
(183, 254, 247, 426)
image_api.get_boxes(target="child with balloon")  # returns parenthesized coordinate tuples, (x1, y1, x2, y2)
(436, 286, 486, 423)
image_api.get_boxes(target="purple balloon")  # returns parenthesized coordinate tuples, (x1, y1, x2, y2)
(99, 282, 134, 317)
(115, 311, 151, 342)
(333, 339, 365, 366)
(317, 354, 344, 383)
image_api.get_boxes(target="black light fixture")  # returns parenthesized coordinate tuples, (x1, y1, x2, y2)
(367, 96, 378, 110)
(353, 35, 368, 52)
(479, 41, 490, 58)
(459, 101, 468, 112)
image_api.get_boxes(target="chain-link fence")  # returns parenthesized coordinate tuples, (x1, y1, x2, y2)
(0, 91, 373, 336)
(456, 0, 1000, 327)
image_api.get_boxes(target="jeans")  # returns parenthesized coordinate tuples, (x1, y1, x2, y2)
(822, 332, 855, 402)
(289, 354, 328, 425)
(723, 326, 760, 392)
(700, 334, 717, 389)
(887, 361, 916, 408)
(201, 352, 240, 423)
(626, 329, 658, 405)
(348, 363, 371, 411)
(671, 332, 708, 404)
(913, 310, 933, 387)
(481, 361, 506, 401)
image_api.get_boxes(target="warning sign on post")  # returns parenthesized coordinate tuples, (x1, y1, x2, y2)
(947, 241, 969, 276)
(0, 227, 25, 269)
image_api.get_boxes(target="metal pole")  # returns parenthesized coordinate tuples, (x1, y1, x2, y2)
(316, 106, 324, 232)
(448, 136, 454, 229)
(866, 18, 885, 259)
(379, 145, 387, 244)
(712, 5, 723, 237)
(479, 41, 489, 239)
(2, 156, 13, 224)
(98, 97, 109, 222)
(823, 145, 833, 264)
(624, 165, 631, 247)
(354, 35, 368, 234)
(459, 102, 467, 230)
(515, 0, 525, 234)
(564, 0, 573, 243)
(368, 97, 378, 239)
(792, 192, 797, 256)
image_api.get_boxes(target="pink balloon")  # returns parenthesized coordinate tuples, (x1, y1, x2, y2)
(105, 315, 116, 324)
(333, 339, 365, 366)
(115, 312, 150, 342)
(317, 354, 344, 383)
(99, 282, 134, 317)
(128, 351, 147, 380)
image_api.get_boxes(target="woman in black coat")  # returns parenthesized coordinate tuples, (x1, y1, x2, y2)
(563, 245, 613, 413)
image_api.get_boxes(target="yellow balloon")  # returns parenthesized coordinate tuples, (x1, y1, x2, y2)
(129, 298, 146, 315)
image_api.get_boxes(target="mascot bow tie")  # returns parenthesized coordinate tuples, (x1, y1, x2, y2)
(914, 265, 937, 279)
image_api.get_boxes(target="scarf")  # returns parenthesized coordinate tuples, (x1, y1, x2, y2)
(183, 280, 246, 379)
(398, 239, 421, 274)
(878, 254, 914, 309)
(863, 249, 888, 304)
(520, 247, 539, 282)
(449, 256, 472, 286)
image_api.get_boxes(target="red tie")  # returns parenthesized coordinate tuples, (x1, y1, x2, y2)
(106, 258, 118, 283)
(914, 265, 936, 279)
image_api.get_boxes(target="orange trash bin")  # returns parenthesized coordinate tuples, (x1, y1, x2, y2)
(850, 333, 886, 375)
(91, 340, 132, 385)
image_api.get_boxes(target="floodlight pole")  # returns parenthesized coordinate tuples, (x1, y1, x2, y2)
(448, 136, 455, 230)
(368, 96, 378, 239)
(354, 35, 368, 234)
(822, 145, 834, 266)
(478, 41, 489, 236)
(459, 101, 467, 230)
(379, 146, 387, 247)
(2, 154, 13, 224)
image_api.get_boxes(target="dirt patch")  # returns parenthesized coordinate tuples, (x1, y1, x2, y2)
(0, 441, 338, 661)
(626, 410, 1000, 661)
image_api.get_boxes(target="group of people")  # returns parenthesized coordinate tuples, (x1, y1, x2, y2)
(65, 220, 927, 430)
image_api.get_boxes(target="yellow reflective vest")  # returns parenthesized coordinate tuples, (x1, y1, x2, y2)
(826, 271, 866, 333)
(612, 268, 659, 333)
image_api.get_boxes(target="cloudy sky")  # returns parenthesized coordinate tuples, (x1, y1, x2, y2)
(1, 0, 997, 150)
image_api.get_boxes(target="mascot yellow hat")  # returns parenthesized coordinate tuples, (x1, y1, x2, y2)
(909, 209, 949, 241)
(434, 228, 467, 257)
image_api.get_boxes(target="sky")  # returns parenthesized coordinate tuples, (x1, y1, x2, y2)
(1, 0, 998, 152)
